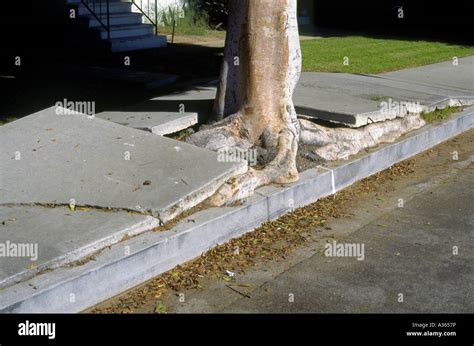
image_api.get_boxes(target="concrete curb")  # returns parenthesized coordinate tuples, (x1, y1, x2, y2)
(1, 108, 473, 313)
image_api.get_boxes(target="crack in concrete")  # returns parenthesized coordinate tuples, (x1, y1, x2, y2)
(0, 202, 165, 226)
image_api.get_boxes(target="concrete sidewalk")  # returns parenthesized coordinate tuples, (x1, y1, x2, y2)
(0, 107, 245, 290)
(295, 58, 474, 126)
(0, 206, 159, 288)
(144, 56, 474, 126)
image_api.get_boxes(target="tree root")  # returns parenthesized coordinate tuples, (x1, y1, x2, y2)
(187, 122, 299, 207)
(188, 114, 425, 207)
(205, 128, 299, 206)
(299, 115, 426, 161)
(186, 113, 253, 151)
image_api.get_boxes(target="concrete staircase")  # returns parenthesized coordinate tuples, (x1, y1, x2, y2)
(66, 0, 167, 52)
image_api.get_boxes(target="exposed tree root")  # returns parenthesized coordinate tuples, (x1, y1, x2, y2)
(203, 128, 299, 206)
(299, 115, 426, 161)
(187, 114, 426, 207)
(187, 117, 299, 207)
(186, 113, 253, 151)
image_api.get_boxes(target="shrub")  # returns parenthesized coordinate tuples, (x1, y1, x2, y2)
(157, 3, 210, 36)
(187, 0, 229, 29)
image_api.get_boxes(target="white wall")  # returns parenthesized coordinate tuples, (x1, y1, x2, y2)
(157, 0, 185, 11)
(131, 0, 186, 25)
(131, 0, 185, 13)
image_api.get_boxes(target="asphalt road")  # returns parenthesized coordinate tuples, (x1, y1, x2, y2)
(216, 164, 473, 313)
(162, 135, 474, 313)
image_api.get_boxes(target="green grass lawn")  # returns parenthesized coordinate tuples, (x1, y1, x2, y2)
(301, 36, 474, 74)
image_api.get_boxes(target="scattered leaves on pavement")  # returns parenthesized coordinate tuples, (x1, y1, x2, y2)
(90, 158, 417, 314)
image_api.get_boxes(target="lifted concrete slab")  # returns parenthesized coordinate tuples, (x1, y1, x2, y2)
(0, 107, 246, 223)
(96, 111, 198, 135)
(151, 86, 218, 102)
(133, 85, 218, 123)
(295, 69, 474, 127)
(0, 206, 160, 289)
(1, 108, 472, 313)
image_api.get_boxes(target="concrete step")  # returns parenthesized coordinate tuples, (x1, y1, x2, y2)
(110, 34, 167, 52)
(88, 12, 143, 28)
(76, 2, 132, 16)
(99, 23, 154, 40)
(64, 1, 167, 52)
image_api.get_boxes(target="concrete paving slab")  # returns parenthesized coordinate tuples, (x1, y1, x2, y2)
(0, 206, 160, 289)
(144, 86, 219, 122)
(96, 111, 198, 135)
(0, 107, 247, 222)
(379, 56, 474, 92)
(295, 70, 474, 127)
(151, 86, 218, 101)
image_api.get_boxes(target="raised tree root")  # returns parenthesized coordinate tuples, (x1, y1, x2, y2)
(187, 119, 299, 207)
(187, 114, 426, 207)
(299, 115, 426, 161)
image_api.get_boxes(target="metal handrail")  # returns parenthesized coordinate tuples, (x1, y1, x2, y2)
(78, 0, 161, 40)
(80, 0, 111, 40)
(130, 0, 159, 35)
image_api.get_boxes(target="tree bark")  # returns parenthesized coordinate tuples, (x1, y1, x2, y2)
(188, 0, 425, 207)
(189, 0, 302, 206)
(212, 0, 248, 121)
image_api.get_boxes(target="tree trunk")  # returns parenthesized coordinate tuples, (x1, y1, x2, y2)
(189, 0, 302, 206)
(212, 0, 248, 121)
(188, 0, 425, 207)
